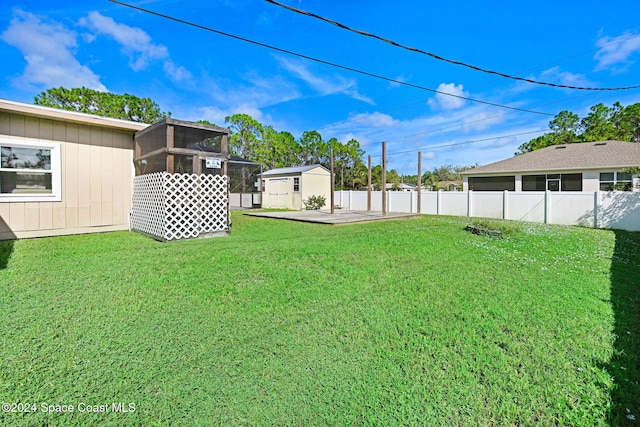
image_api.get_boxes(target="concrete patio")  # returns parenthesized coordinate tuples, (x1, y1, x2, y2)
(243, 209, 422, 225)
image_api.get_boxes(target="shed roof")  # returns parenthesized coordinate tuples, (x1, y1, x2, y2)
(262, 164, 329, 176)
(0, 98, 149, 132)
(461, 141, 640, 175)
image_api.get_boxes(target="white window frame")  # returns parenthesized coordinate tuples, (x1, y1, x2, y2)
(600, 171, 633, 192)
(293, 176, 300, 192)
(0, 138, 61, 202)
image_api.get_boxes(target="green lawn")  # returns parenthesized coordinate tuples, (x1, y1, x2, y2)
(0, 212, 638, 426)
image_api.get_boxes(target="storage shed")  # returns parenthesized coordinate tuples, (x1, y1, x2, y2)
(261, 164, 331, 210)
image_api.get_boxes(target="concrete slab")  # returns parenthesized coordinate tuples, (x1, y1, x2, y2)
(243, 209, 421, 225)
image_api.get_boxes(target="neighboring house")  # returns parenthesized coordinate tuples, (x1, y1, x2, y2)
(436, 180, 463, 191)
(460, 141, 640, 192)
(261, 164, 331, 210)
(386, 183, 416, 192)
(0, 98, 147, 240)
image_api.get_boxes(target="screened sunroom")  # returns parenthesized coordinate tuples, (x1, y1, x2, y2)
(130, 119, 259, 241)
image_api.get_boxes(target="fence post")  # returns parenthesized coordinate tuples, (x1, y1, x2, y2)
(544, 191, 550, 224)
(349, 190, 353, 211)
(593, 191, 598, 229)
(437, 190, 442, 215)
(410, 189, 414, 213)
(467, 190, 473, 217)
(503, 190, 508, 219)
(367, 155, 372, 211)
(417, 151, 422, 214)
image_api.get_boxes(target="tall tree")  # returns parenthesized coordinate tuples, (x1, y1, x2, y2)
(259, 126, 299, 169)
(225, 114, 264, 159)
(517, 102, 640, 154)
(612, 102, 640, 142)
(580, 103, 615, 142)
(548, 110, 580, 145)
(297, 130, 325, 165)
(332, 138, 365, 190)
(34, 87, 169, 123)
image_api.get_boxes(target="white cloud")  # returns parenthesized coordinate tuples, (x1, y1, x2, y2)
(462, 111, 506, 132)
(197, 106, 229, 125)
(277, 56, 374, 104)
(594, 30, 640, 72)
(1, 9, 106, 91)
(79, 12, 190, 82)
(427, 82, 469, 110)
(494, 136, 517, 148)
(80, 12, 167, 71)
(338, 132, 372, 148)
(163, 61, 192, 82)
(341, 112, 400, 129)
(540, 66, 592, 88)
(389, 74, 409, 89)
(194, 74, 302, 127)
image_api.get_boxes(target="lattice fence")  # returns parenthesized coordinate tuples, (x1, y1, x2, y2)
(131, 172, 229, 241)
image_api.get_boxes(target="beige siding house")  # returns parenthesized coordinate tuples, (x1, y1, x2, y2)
(461, 141, 640, 192)
(261, 164, 331, 210)
(0, 99, 147, 240)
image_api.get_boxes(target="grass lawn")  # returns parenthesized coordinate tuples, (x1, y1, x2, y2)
(0, 212, 638, 426)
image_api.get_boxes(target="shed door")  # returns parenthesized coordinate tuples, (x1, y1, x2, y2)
(269, 178, 288, 208)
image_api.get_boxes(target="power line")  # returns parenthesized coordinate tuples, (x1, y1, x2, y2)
(266, 0, 640, 92)
(108, 0, 554, 117)
(379, 92, 596, 143)
(370, 129, 548, 159)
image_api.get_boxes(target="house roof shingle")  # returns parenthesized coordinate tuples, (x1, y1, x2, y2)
(461, 141, 640, 175)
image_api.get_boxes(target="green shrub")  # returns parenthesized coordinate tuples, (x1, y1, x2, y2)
(303, 195, 326, 210)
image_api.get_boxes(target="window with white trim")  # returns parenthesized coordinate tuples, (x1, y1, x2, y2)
(293, 177, 300, 192)
(0, 139, 61, 202)
(600, 172, 632, 191)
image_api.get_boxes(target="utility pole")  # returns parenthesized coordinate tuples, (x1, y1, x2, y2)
(330, 147, 335, 214)
(381, 141, 386, 216)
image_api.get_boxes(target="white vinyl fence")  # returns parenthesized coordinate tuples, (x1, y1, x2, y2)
(334, 190, 640, 232)
(229, 192, 261, 209)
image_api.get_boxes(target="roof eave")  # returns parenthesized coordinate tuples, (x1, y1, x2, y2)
(461, 164, 639, 176)
(0, 98, 149, 132)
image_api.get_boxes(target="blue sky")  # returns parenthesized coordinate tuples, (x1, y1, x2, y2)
(2, 0, 640, 174)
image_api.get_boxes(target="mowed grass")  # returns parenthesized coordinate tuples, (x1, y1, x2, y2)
(0, 212, 638, 426)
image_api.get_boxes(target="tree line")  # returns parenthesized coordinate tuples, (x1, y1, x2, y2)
(517, 102, 640, 154)
(34, 87, 479, 190)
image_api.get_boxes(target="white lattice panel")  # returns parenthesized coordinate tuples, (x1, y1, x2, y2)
(164, 173, 200, 240)
(131, 172, 229, 241)
(199, 174, 228, 233)
(131, 173, 166, 239)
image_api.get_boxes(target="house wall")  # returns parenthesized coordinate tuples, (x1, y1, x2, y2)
(0, 111, 137, 240)
(463, 169, 637, 192)
(301, 168, 331, 208)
